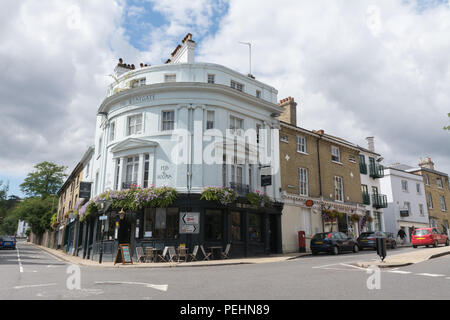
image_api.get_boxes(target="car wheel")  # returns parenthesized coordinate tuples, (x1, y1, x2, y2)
(433, 241, 438, 248)
(333, 246, 339, 255)
(353, 244, 359, 253)
(446, 239, 449, 247)
(312, 251, 318, 255)
(413, 245, 417, 248)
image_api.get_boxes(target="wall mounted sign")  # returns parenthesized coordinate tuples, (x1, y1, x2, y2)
(180, 212, 200, 234)
(305, 200, 314, 207)
(79, 182, 92, 199)
(261, 175, 272, 186)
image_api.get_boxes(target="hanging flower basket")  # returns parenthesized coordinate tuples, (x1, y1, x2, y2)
(349, 214, 361, 223)
(247, 190, 270, 208)
(201, 187, 236, 206)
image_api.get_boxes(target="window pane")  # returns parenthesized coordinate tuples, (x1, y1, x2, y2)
(205, 210, 222, 241)
(231, 211, 241, 241)
(248, 213, 262, 242)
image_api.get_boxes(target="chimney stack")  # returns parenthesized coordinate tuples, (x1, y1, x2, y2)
(419, 157, 435, 170)
(171, 33, 196, 64)
(278, 97, 297, 127)
(366, 137, 375, 152)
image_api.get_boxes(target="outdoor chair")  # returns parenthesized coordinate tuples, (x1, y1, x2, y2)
(188, 245, 199, 262)
(167, 246, 177, 262)
(200, 245, 212, 261)
(157, 246, 169, 262)
(144, 247, 155, 263)
(221, 243, 231, 259)
(135, 246, 145, 263)
(177, 246, 188, 262)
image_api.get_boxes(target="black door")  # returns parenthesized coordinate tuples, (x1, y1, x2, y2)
(268, 215, 278, 254)
(118, 219, 131, 244)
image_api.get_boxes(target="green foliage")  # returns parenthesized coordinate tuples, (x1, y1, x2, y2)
(247, 191, 270, 208)
(200, 187, 236, 206)
(20, 161, 67, 198)
(11, 196, 56, 235)
(445, 113, 450, 130)
(0, 181, 22, 235)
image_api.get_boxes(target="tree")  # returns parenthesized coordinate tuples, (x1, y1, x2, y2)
(445, 113, 450, 130)
(20, 162, 67, 198)
(11, 196, 56, 236)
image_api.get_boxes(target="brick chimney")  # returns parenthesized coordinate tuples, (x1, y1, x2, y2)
(278, 97, 297, 126)
(171, 33, 196, 64)
(366, 137, 375, 152)
(419, 157, 435, 170)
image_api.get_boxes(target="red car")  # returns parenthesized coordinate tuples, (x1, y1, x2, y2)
(411, 228, 449, 248)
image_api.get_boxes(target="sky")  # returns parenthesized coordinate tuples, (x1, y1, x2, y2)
(0, 0, 449, 197)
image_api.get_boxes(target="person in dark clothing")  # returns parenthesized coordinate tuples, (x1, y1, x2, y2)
(398, 229, 406, 244)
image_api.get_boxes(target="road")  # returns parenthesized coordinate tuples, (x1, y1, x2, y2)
(1, 240, 449, 300)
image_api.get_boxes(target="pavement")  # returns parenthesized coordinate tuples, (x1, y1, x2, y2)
(356, 245, 450, 268)
(27, 242, 309, 268)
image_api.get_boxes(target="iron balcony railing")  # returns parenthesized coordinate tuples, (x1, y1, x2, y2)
(122, 181, 138, 190)
(369, 163, 384, 179)
(362, 192, 371, 205)
(372, 194, 388, 209)
(229, 182, 250, 197)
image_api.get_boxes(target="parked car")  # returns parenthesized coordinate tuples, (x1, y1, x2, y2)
(357, 231, 397, 250)
(411, 228, 449, 248)
(0, 236, 16, 250)
(310, 232, 359, 255)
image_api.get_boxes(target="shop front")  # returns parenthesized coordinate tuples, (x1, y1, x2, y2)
(85, 194, 283, 262)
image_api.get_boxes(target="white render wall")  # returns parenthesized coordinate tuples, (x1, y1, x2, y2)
(379, 168, 430, 236)
(91, 63, 282, 201)
(359, 151, 385, 231)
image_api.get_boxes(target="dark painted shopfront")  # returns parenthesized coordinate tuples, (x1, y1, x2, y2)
(83, 194, 283, 263)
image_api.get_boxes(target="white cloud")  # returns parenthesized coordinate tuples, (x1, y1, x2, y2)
(197, 0, 450, 174)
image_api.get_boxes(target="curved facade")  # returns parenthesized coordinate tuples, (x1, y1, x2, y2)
(86, 36, 284, 260)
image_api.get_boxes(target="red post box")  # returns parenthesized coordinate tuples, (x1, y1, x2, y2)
(298, 231, 306, 253)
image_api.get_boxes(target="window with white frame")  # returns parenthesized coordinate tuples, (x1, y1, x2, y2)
(206, 110, 215, 129)
(334, 176, 344, 202)
(231, 157, 243, 185)
(132, 78, 146, 88)
(404, 201, 411, 214)
(230, 80, 244, 92)
(419, 203, 424, 216)
(440, 196, 447, 211)
(437, 178, 443, 189)
(416, 183, 421, 194)
(256, 90, 261, 98)
(127, 114, 143, 135)
(162, 111, 175, 131)
(349, 155, 356, 163)
(297, 135, 306, 153)
(401, 180, 408, 192)
(229, 115, 243, 136)
(299, 168, 308, 196)
(164, 74, 176, 82)
(427, 192, 433, 209)
(280, 135, 288, 143)
(331, 146, 340, 163)
(125, 156, 139, 186)
(424, 174, 430, 185)
(207, 74, 215, 84)
(110, 121, 115, 142)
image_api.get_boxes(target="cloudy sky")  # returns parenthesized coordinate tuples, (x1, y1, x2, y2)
(0, 0, 449, 197)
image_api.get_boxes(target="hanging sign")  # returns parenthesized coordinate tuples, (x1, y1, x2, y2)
(114, 244, 133, 265)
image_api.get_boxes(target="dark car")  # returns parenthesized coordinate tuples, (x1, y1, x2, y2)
(310, 232, 359, 255)
(357, 231, 397, 250)
(0, 236, 16, 250)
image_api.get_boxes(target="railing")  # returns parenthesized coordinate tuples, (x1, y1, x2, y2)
(229, 182, 250, 197)
(122, 181, 138, 189)
(362, 192, 371, 205)
(372, 194, 388, 209)
(369, 163, 384, 179)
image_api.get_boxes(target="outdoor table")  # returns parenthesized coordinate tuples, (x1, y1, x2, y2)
(208, 246, 223, 260)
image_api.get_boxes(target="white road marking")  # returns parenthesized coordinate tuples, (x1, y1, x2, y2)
(388, 270, 412, 274)
(14, 283, 58, 290)
(94, 281, 168, 292)
(16, 247, 23, 273)
(339, 263, 367, 271)
(415, 273, 446, 277)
